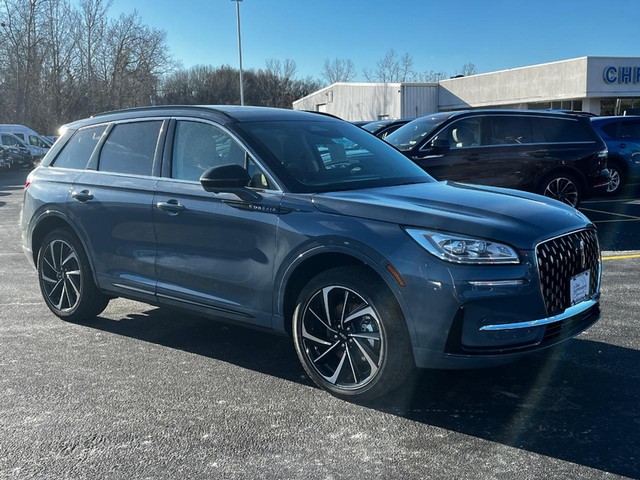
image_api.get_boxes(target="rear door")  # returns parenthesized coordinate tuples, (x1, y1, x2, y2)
(479, 115, 540, 189)
(67, 119, 165, 301)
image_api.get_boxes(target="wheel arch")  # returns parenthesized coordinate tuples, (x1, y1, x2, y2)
(606, 154, 629, 175)
(30, 213, 97, 281)
(276, 245, 415, 343)
(535, 166, 587, 193)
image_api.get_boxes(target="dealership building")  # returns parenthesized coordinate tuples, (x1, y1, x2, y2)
(293, 56, 640, 121)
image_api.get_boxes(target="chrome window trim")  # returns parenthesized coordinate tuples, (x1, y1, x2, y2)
(479, 299, 597, 331)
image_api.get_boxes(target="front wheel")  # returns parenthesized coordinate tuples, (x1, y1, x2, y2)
(37, 228, 110, 322)
(538, 173, 582, 208)
(292, 266, 415, 401)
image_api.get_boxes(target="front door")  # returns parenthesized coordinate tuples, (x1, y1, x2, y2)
(153, 119, 281, 327)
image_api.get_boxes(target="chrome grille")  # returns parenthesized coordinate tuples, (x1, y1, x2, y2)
(536, 229, 600, 316)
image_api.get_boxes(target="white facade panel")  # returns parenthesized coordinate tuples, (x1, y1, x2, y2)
(401, 84, 439, 118)
(293, 83, 402, 121)
(438, 57, 589, 110)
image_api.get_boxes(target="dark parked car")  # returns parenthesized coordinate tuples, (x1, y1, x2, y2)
(21, 106, 602, 401)
(361, 119, 412, 139)
(386, 110, 610, 207)
(0, 133, 34, 169)
(590, 116, 640, 195)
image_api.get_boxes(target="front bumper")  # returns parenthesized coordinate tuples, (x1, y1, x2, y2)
(393, 236, 601, 370)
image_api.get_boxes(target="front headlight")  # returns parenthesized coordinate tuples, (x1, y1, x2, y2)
(405, 228, 520, 265)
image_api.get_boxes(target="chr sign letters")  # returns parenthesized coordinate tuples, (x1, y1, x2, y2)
(603, 66, 640, 84)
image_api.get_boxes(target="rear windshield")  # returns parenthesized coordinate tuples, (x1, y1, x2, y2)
(235, 120, 432, 193)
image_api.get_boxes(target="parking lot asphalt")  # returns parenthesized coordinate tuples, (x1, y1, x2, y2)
(1, 169, 639, 479)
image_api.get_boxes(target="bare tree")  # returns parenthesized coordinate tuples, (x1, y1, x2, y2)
(321, 58, 355, 84)
(363, 49, 415, 82)
(459, 62, 478, 76)
(418, 70, 448, 82)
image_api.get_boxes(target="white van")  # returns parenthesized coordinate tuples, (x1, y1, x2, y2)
(0, 124, 52, 148)
(0, 125, 48, 160)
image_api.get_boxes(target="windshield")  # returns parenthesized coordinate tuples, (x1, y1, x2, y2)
(236, 120, 433, 193)
(386, 115, 450, 151)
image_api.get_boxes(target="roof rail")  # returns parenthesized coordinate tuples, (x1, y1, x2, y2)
(91, 105, 235, 120)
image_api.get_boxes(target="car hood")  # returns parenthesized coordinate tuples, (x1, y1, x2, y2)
(311, 181, 592, 249)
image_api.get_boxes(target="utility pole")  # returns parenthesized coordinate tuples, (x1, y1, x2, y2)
(231, 0, 245, 106)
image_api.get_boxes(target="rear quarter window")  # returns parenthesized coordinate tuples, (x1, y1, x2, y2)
(537, 118, 594, 143)
(52, 125, 107, 170)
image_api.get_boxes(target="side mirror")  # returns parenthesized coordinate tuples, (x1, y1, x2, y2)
(200, 164, 262, 203)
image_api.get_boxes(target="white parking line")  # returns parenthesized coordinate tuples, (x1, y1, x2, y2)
(580, 207, 640, 220)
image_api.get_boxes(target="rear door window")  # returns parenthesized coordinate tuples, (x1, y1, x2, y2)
(52, 125, 106, 170)
(601, 119, 640, 139)
(537, 118, 593, 143)
(485, 116, 535, 145)
(98, 121, 162, 176)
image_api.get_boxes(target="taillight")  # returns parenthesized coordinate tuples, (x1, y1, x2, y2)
(24, 170, 34, 189)
(597, 148, 608, 167)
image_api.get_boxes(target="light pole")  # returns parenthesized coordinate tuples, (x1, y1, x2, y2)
(231, 0, 245, 106)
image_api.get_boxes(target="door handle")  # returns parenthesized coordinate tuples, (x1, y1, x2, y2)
(71, 190, 94, 202)
(619, 143, 627, 149)
(157, 200, 185, 214)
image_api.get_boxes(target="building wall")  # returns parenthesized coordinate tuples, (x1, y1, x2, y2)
(293, 83, 403, 121)
(438, 57, 590, 110)
(401, 84, 439, 118)
(293, 57, 640, 119)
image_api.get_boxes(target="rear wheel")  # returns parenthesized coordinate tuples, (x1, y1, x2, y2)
(538, 173, 582, 208)
(292, 266, 415, 401)
(606, 163, 625, 196)
(37, 228, 109, 322)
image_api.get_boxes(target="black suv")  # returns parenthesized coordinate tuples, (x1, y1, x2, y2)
(386, 110, 610, 207)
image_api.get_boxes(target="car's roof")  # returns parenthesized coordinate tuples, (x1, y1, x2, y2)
(64, 105, 340, 130)
(591, 115, 640, 123)
(440, 109, 589, 120)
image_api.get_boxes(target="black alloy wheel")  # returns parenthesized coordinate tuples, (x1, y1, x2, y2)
(37, 228, 110, 322)
(293, 266, 414, 401)
(539, 173, 581, 208)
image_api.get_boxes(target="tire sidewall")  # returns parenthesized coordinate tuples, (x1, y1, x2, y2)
(37, 228, 95, 320)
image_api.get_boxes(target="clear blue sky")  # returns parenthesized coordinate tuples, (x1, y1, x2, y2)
(108, 0, 640, 80)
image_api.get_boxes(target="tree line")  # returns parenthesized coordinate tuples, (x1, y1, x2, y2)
(0, 0, 476, 134)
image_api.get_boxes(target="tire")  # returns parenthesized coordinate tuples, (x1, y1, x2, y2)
(605, 163, 626, 196)
(292, 266, 415, 402)
(37, 228, 110, 322)
(538, 173, 582, 208)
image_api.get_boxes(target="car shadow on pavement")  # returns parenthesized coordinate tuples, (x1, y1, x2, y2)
(82, 306, 639, 479)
